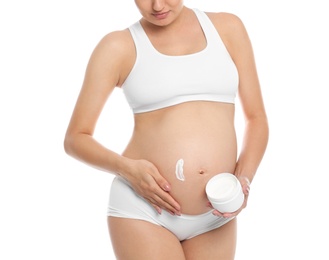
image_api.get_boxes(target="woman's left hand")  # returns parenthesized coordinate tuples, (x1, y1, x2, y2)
(210, 176, 251, 218)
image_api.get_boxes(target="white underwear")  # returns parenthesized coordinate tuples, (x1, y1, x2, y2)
(107, 177, 234, 241)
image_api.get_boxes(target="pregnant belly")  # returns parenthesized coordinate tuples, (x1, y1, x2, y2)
(124, 134, 237, 214)
(123, 101, 237, 214)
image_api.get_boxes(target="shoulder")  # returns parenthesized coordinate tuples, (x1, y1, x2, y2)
(92, 29, 134, 60)
(206, 12, 248, 42)
(82, 27, 136, 87)
(86, 27, 136, 84)
(207, 12, 243, 26)
(206, 12, 252, 61)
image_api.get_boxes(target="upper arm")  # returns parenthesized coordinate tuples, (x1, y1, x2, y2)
(66, 30, 134, 136)
(210, 12, 266, 120)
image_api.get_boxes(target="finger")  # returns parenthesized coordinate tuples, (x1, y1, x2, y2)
(241, 177, 251, 195)
(209, 202, 236, 218)
(139, 160, 172, 192)
(152, 173, 171, 192)
(212, 204, 244, 218)
(222, 212, 236, 218)
(213, 209, 236, 219)
(147, 175, 181, 212)
(150, 203, 162, 215)
(207, 201, 214, 209)
(153, 192, 181, 215)
(212, 209, 224, 217)
(145, 190, 178, 215)
(148, 197, 173, 215)
(243, 184, 250, 197)
(150, 199, 176, 216)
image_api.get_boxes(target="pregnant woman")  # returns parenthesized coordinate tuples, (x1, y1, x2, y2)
(64, 1, 268, 259)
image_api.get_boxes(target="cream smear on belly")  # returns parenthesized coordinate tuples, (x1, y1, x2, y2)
(175, 159, 185, 181)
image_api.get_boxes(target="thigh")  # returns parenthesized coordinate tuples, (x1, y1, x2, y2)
(108, 217, 186, 260)
(181, 218, 237, 260)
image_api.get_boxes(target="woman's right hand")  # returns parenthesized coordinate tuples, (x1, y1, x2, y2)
(122, 159, 181, 216)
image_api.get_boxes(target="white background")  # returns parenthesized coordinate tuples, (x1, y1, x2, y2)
(1, 0, 328, 259)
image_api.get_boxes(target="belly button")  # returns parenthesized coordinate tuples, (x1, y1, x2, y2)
(199, 169, 205, 175)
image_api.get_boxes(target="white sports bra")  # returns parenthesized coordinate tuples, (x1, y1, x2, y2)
(122, 8, 239, 114)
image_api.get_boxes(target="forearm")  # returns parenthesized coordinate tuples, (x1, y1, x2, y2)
(234, 115, 269, 183)
(64, 133, 131, 176)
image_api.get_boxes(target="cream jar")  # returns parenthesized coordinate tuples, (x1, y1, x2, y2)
(206, 173, 244, 213)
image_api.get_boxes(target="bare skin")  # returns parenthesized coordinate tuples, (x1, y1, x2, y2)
(64, 1, 268, 259)
(123, 101, 237, 214)
(108, 217, 237, 260)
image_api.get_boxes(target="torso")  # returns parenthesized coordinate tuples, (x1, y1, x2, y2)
(119, 9, 238, 215)
(122, 102, 237, 214)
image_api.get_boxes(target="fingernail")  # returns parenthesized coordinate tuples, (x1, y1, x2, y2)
(212, 211, 220, 217)
(163, 184, 170, 191)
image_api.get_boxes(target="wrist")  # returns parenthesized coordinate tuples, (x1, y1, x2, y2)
(112, 154, 134, 179)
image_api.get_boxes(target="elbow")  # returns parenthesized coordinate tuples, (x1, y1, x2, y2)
(63, 133, 74, 156)
(261, 114, 270, 135)
(259, 115, 270, 144)
(246, 114, 269, 137)
(248, 112, 268, 127)
(258, 114, 269, 135)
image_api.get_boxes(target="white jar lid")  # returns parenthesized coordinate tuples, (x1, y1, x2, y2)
(206, 173, 241, 203)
